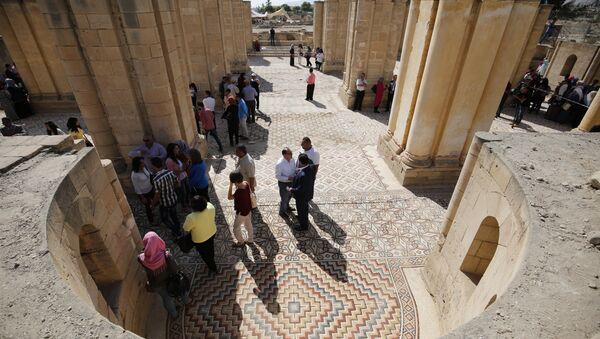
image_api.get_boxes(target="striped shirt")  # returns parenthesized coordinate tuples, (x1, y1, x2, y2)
(153, 169, 178, 207)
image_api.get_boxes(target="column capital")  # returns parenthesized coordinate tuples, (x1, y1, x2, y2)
(400, 150, 432, 168)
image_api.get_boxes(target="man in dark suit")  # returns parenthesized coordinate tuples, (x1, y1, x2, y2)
(288, 154, 315, 231)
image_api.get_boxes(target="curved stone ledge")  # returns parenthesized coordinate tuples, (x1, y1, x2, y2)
(424, 132, 600, 338)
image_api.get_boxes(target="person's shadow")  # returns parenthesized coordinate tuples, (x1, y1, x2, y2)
(308, 202, 346, 245)
(308, 100, 327, 109)
(282, 211, 348, 282)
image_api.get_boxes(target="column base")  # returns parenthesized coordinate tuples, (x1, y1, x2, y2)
(322, 61, 345, 73)
(378, 135, 461, 187)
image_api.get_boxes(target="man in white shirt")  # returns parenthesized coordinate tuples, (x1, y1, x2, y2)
(352, 72, 367, 111)
(275, 147, 297, 217)
(202, 90, 216, 112)
(299, 136, 320, 178)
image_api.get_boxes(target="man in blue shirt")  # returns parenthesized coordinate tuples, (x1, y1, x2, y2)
(238, 97, 249, 140)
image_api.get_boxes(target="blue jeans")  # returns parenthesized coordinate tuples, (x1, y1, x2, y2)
(155, 285, 177, 317)
(160, 205, 182, 237)
(278, 181, 292, 214)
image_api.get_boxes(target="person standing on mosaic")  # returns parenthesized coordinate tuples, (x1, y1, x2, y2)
(228, 171, 254, 247)
(299, 137, 320, 178)
(250, 74, 261, 110)
(166, 143, 191, 213)
(386, 75, 397, 112)
(235, 144, 256, 192)
(289, 44, 295, 66)
(305, 68, 316, 101)
(373, 77, 385, 113)
(188, 149, 210, 202)
(128, 135, 167, 172)
(297, 44, 304, 66)
(183, 195, 218, 272)
(242, 80, 258, 123)
(138, 231, 188, 318)
(198, 102, 224, 154)
(151, 157, 182, 237)
(305, 46, 313, 68)
(288, 154, 316, 231)
(275, 147, 296, 218)
(131, 157, 157, 225)
(353, 73, 367, 111)
(222, 97, 239, 147)
(315, 48, 324, 72)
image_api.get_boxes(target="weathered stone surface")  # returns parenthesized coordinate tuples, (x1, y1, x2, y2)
(590, 171, 600, 189)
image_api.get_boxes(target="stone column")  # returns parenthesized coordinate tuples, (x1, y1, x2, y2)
(377, 0, 540, 186)
(510, 4, 552, 86)
(321, 0, 350, 73)
(177, 0, 211, 91)
(313, 1, 324, 49)
(339, 0, 407, 109)
(243, 1, 253, 52)
(0, 0, 76, 111)
(231, 0, 249, 70)
(201, 0, 229, 82)
(577, 94, 600, 132)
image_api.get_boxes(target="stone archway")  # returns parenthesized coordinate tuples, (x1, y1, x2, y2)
(560, 54, 577, 76)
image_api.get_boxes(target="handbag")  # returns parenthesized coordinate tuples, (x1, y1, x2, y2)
(166, 271, 191, 297)
(175, 233, 194, 253)
(250, 191, 257, 209)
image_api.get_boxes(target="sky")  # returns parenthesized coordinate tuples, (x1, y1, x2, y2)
(250, 0, 314, 7)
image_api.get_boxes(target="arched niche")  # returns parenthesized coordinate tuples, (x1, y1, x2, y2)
(560, 54, 577, 76)
(460, 216, 500, 285)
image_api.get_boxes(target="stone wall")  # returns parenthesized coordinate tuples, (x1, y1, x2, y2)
(339, 0, 407, 108)
(378, 0, 542, 187)
(0, 0, 77, 112)
(0, 135, 149, 338)
(422, 132, 600, 337)
(546, 40, 600, 88)
(321, 0, 350, 73)
(313, 1, 324, 50)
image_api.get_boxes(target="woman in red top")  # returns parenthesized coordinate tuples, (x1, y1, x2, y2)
(373, 77, 386, 113)
(227, 172, 254, 247)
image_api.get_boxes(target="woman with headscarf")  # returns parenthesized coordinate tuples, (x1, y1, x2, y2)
(373, 77, 385, 113)
(138, 232, 185, 318)
(289, 44, 295, 66)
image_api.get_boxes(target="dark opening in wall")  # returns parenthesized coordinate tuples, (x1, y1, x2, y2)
(460, 216, 499, 285)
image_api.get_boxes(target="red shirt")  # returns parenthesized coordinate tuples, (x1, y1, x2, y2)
(198, 108, 215, 130)
(233, 185, 252, 216)
(307, 73, 316, 85)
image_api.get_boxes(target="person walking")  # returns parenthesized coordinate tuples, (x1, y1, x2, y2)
(129, 135, 167, 172)
(250, 74, 261, 110)
(288, 154, 316, 231)
(305, 68, 316, 101)
(305, 46, 313, 68)
(228, 172, 254, 247)
(235, 144, 256, 192)
(275, 147, 296, 218)
(353, 73, 367, 111)
(289, 44, 295, 66)
(138, 231, 188, 318)
(315, 48, 324, 71)
(386, 75, 396, 112)
(198, 102, 223, 153)
(166, 143, 191, 213)
(131, 157, 157, 225)
(373, 77, 385, 113)
(183, 195, 218, 273)
(269, 27, 276, 46)
(242, 80, 258, 123)
(222, 97, 239, 146)
(151, 157, 182, 237)
(238, 97, 250, 140)
(189, 149, 210, 202)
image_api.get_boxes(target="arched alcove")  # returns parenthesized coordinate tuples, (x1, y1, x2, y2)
(460, 216, 499, 285)
(560, 54, 577, 76)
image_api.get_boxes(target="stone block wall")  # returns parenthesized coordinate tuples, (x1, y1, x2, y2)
(0, 0, 77, 112)
(322, 0, 350, 73)
(313, 1, 324, 50)
(545, 40, 600, 87)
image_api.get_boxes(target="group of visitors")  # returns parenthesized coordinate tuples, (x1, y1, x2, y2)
(290, 44, 324, 71)
(0, 63, 33, 121)
(352, 73, 397, 113)
(502, 66, 598, 128)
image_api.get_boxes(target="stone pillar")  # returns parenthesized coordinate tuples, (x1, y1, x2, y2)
(201, 0, 230, 82)
(313, 1, 324, 50)
(339, 0, 407, 109)
(378, 0, 540, 186)
(216, 0, 248, 73)
(0, 0, 76, 111)
(231, 0, 249, 70)
(38, 0, 197, 164)
(321, 0, 350, 73)
(510, 4, 552, 85)
(578, 94, 600, 132)
(243, 1, 253, 51)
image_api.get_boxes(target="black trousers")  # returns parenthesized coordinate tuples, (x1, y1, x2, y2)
(290, 55, 294, 66)
(246, 100, 256, 123)
(353, 90, 365, 111)
(306, 84, 315, 100)
(295, 197, 309, 229)
(386, 91, 393, 111)
(227, 124, 239, 146)
(194, 235, 217, 272)
(256, 94, 260, 109)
